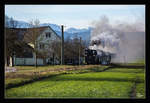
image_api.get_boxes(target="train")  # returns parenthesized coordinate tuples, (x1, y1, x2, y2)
(84, 48, 114, 65)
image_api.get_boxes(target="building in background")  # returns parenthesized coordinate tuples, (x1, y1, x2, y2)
(7, 26, 61, 66)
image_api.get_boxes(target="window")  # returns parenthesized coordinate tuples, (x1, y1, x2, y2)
(39, 44, 44, 49)
(46, 32, 51, 38)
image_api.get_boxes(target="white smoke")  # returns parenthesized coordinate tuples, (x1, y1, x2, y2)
(90, 15, 145, 63)
(90, 31, 120, 53)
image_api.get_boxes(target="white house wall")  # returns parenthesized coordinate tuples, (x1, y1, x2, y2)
(36, 27, 61, 60)
(8, 27, 60, 66)
(37, 27, 61, 51)
(14, 27, 61, 66)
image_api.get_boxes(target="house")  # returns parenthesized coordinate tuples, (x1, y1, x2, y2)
(7, 26, 61, 66)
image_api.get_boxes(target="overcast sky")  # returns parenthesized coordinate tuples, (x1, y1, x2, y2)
(5, 5, 145, 29)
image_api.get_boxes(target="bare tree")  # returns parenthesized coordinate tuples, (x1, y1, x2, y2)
(5, 17, 21, 67)
(24, 19, 40, 68)
(51, 41, 61, 64)
(63, 36, 86, 64)
(40, 40, 61, 65)
(9, 17, 18, 28)
(5, 15, 10, 28)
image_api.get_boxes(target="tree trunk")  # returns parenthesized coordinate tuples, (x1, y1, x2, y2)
(34, 52, 37, 68)
(53, 53, 55, 65)
(12, 55, 14, 67)
(5, 55, 8, 67)
(36, 53, 37, 68)
(9, 56, 13, 67)
(5, 45, 7, 67)
(7, 56, 9, 66)
(43, 57, 46, 65)
(5, 58, 7, 67)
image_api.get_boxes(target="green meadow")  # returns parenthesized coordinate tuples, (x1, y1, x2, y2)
(5, 64, 145, 98)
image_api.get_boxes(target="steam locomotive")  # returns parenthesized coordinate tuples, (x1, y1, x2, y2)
(84, 48, 112, 65)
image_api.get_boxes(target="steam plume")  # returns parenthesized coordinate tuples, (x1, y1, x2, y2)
(90, 15, 145, 63)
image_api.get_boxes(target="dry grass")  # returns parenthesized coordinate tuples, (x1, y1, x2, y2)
(5, 65, 106, 89)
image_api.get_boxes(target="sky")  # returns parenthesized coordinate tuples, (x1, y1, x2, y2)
(5, 5, 145, 29)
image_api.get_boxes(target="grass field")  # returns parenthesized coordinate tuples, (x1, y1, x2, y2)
(5, 65, 107, 89)
(5, 64, 145, 98)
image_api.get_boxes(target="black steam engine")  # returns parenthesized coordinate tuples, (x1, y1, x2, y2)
(84, 48, 112, 65)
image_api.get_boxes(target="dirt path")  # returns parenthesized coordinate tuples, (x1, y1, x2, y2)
(130, 82, 137, 98)
(5, 67, 17, 72)
(130, 76, 141, 98)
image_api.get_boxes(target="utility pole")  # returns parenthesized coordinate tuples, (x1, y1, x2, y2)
(61, 25, 64, 65)
(79, 37, 81, 65)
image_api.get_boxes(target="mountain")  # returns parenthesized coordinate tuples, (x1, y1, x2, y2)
(16, 21, 30, 28)
(65, 27, 92, 34)
(5, 15, 92, 43)
(54, 29, 91, 41)
(40, 23, 61, 32)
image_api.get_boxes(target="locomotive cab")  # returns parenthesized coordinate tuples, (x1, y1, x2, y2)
(84, 48, 111, 65)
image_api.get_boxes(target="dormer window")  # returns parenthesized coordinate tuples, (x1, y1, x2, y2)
(46, 32, 51, 38)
